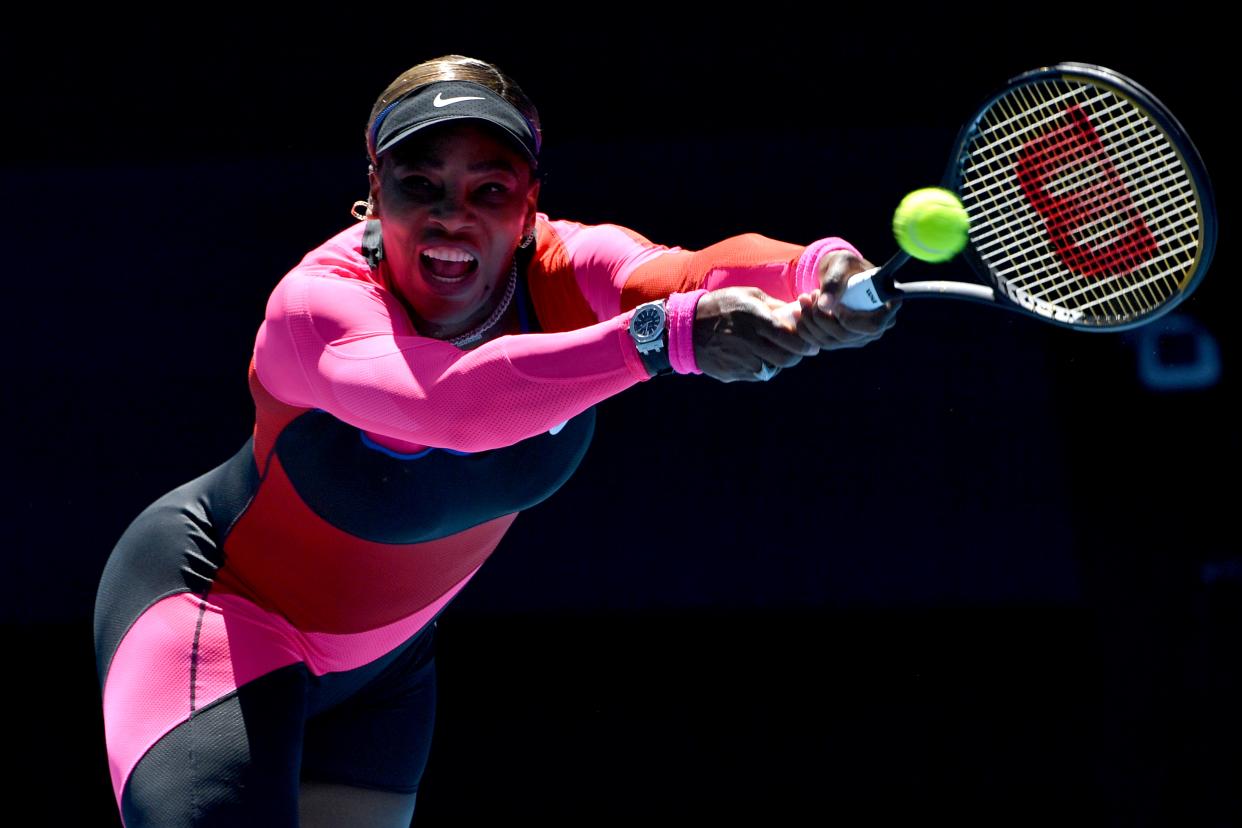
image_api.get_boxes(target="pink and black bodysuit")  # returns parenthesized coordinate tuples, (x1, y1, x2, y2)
(93, 212, 861, 826)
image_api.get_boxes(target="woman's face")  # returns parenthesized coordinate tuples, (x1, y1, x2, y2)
(370, 121, 539, 335)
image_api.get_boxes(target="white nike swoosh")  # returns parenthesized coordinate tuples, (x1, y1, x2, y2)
(433, 93, 486, 107)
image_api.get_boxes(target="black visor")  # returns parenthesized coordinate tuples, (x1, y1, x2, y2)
(370, 80, 540, 165)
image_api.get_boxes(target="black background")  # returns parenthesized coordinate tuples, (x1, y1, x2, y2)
(4, 4, 1235, 824)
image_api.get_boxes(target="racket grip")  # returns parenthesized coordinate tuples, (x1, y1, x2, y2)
(839, 251, 906, 310)
(772, 251, 905, 326)
(839, 268, 884, 310)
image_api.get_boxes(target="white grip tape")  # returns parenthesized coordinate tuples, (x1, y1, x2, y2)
(839, 267, 883, 311)
(772, 266, 884, 327)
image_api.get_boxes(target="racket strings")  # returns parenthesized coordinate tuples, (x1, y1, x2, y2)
(965, 89, 1186, 220)
(994, 85, 1174, 314)
(968, 119, 1185, 243)
(957, 77, 1201, 326)
(967, 95, 1191, 261)
(992, 224, 1200, 301)
(971, 82, 1197, 321)
(966, 87, 1129, 316)
(987, 89, 1160, 319)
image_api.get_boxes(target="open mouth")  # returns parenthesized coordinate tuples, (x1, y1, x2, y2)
(420, 247, 479, 283)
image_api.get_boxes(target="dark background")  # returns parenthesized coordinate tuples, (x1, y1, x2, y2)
(5, 5, 1235, 825)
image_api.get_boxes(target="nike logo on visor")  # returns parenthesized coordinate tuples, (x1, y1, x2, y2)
(433, 93, 486, 107)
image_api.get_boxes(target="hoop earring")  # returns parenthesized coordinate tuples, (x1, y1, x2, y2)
(351, 199, 372, 221)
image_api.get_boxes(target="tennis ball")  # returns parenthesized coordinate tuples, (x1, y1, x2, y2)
(892, 187, 970, 263)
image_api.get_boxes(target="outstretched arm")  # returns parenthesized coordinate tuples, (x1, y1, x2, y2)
(253, 261, 702, 453)
(535, 216, 899, 382)
(537, 215, 856, 319)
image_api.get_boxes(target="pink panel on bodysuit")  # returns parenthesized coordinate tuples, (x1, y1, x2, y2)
(101, 571, 476, 812)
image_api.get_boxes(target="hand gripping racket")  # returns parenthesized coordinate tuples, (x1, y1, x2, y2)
(816, 62, 1216, 332)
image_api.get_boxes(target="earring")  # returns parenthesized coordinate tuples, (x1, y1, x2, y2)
(351, 199, 372, 221)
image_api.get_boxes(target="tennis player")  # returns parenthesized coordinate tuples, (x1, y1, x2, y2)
(93, 54, 899, 827)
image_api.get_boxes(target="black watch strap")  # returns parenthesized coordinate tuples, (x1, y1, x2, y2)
(631, 299, 674, 377)
(639, 330, 673, 377)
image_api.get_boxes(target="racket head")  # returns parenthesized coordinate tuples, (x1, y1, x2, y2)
(944, 62, 1216, 332)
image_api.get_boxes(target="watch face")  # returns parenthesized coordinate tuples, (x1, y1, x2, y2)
(632, 305, 663, 342)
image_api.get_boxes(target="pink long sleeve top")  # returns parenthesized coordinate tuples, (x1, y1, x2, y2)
(199, 213, 861, 650)
(253, 213, 860, 456)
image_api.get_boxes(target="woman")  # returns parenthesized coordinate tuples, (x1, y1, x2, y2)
(93, 54, 898, 826)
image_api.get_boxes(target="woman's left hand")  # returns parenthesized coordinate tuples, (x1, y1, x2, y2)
(692, 286, 822, 383)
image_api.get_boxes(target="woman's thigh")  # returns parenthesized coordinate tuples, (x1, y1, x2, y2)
(107, 605, 437, 828)
(299, 625, 439, 809)
(97, 494, 317, 826)
(98, 465, 439, 826)
(121, 663, 310, 827)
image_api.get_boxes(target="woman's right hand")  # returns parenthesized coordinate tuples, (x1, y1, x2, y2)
(692, 286, 820, 383)
(793, 250, 901, 352)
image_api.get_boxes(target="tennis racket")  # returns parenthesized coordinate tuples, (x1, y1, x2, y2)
(801, 62, 1216, 332)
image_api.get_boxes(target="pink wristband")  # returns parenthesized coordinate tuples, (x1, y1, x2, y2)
(795, 237, 864, 296)
(666, 289, 707, 375)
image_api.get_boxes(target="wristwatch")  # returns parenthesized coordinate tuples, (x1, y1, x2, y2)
(628, 299, 673, 377)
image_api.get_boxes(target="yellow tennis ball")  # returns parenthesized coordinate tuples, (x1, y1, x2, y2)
(892, 187, 970, 263)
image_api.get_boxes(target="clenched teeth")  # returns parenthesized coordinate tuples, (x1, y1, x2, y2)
(423, 246, 477, 263)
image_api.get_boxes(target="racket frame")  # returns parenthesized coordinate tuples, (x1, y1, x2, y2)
(857, 62, 1216, 332)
